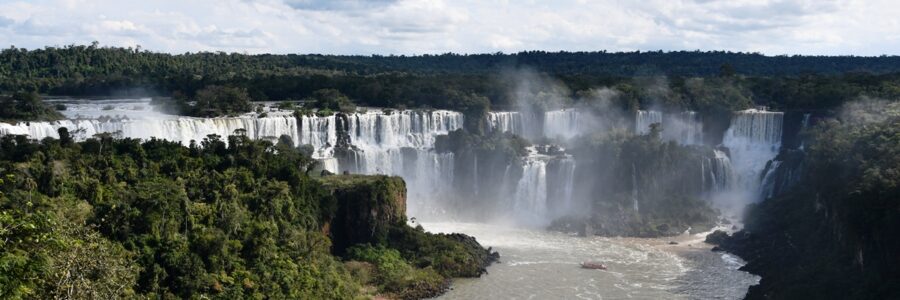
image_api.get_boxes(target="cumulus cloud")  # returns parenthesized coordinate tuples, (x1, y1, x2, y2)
(0, 0, 897, 55)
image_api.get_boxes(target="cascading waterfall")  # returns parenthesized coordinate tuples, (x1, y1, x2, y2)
(309, 110, 464, 217)
(759, 161, 783, 199)
(0, 99, 784, 228)
(631, 163, 640, 213)
(663, 111, 704, 145)
(486, 111, 523, 134)
(546, 156, 576, 217)
(0, 116, 301, 146)
(799, 113, 811, 150)
(346, 110, 462, 150)
(543, 109, 582, 140)
(708, 149, 735, 192)
(299, 114, 337, 159)
(558, 158, 576, 213)
(488, 109, 587, 140)
(721, 109, 784, 203)
(513, 158, 548, 224)
(636, 110, 663, 135)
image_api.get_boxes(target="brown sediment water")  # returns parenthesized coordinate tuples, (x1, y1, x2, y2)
(423, 222, 759, 300)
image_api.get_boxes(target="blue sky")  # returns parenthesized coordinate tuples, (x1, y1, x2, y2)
(0, 0, 897, 55)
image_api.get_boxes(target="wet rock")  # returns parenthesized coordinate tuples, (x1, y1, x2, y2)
(705, 230, 730, 245)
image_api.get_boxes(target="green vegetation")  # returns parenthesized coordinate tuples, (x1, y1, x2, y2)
(0, 132, 496, 299)
(0, 91, 64, 122)
(346, 245, 445, 299)
(319, 174, 499, 299)
(710, 100, 900, 299)
(435, 129, 530, 158)
(309, 88, 357, 114)
(5, 45, 900, 115)
(187, 85, 254, 117)
(153, 85, 255, 117)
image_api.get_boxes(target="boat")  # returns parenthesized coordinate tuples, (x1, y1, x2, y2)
(580, 262, 607, 270)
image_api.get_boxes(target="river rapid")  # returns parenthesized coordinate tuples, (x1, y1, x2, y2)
(422, 222, 759, 300)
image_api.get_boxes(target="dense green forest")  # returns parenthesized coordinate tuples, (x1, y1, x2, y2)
(0, 91, 64, 122)
(709, 100, 900, 299)
(0, 132, 496, 299)
(4, 44, 900, 115)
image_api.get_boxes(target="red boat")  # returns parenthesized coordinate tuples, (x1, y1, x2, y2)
(580, 262, 607, 270)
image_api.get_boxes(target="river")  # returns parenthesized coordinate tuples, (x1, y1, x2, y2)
(422, 222, 759, 300)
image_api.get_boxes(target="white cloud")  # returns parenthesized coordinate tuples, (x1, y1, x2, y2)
(0, 0, 897, 55)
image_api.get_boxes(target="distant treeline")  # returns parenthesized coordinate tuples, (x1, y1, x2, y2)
(4, 44, 900, 114)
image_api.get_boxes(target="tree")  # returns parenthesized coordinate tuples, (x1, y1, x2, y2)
(190, 85, 253, 117)
(310, 89, 356, 113)
(0, 91, 64, 121)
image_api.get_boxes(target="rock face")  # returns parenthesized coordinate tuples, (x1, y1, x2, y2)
(320, 175, 407, 255)
(319, 174, 499, 299)
(710, 109, 900, 300)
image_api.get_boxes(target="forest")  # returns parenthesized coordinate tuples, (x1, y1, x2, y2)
(0, 132, 496, 299)
(4, 44, 900, 116)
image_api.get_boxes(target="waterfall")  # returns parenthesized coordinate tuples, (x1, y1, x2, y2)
(346, 110, 463, 149)
(547, 156, 576, 216)
(635, 110, 663, 135)
(799, 113, 811, 150)
(709, 149, 735, 192)
(721, 109, 783, 203)
(543, 109, 582, 140)
(319, 158, 340, 174)
(299, 114, 337, 158)
(513, 158, 548, 223)
(486, 111, 522, 134)
(3, 99, 794, 226)
(631, 163, 639, 213)
(663, 111, 704, 145)
(558, 157, 576, 213)
(0, 116, 301, 146)
(760, 161, 782, 200)
(298, 110, 464, 218)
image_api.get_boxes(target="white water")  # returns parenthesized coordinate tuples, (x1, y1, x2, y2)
(425, 222, 759, 300)
(485, 111, 522, 134)
(487, 109, 588, 140)
(543, 108, 583, 140)
(0, 106, 301, 146)
(549, 157, 577, 216)
(704, 149, 736, 193)
(663, 111, 704, 145)
(636, 110, 663, 135)
(720, 109, 783, 207)
(513, 158, 548, 224)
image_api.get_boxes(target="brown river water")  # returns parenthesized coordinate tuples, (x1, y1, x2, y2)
(422, 222, 759, 300)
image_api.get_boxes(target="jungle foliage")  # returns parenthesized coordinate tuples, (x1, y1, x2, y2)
(5, 44, 900, 115)
(0, 132, 494, 299)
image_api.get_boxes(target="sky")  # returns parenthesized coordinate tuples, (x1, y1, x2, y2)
(0, 0, 898, 56)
